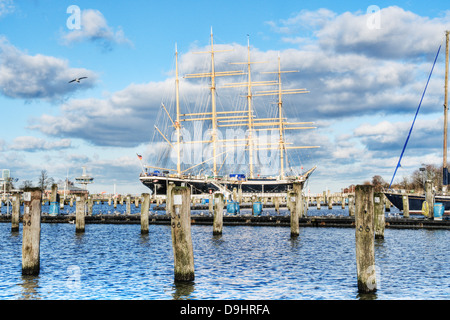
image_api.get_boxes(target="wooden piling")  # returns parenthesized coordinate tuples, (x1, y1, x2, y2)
(166, 182, 175, 216)
(374, 192, 385, 239)
(135, 197, 139, 208)
(170, 186, 195, 282)
(11, 194, 20, 232)
(355, 185, 377, 293)
(75, 194, 86, 233)
(385, 198, 391, 212)
(425, 180, 434, 219)
(348, 194, 355, 217)
(208, 194, 213, 215)
(22, 190, 42, 276)
(213, 193, 224, 235)
(289, 183, 303, 237)
(274, 197, 280, 214)
(402, 193, 409, 218)
(238, 187, 242, 204)
(126, 195, 131, 215)
(87, 196, 93, 216)
(140, 193, 150, 234)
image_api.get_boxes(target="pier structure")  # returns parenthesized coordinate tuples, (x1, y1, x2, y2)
(0, 189, 396, 215)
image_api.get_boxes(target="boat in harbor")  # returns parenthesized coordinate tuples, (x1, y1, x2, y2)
(384, 31, 450, 215)
(139, 31, 318, 196)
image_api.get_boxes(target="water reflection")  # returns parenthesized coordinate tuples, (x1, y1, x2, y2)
(19, 275, 41, 300)
(357, 292, 378, 300)
(172, 281, 196, 300)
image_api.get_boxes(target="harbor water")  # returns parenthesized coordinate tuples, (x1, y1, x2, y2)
(0, 205, 448, 300)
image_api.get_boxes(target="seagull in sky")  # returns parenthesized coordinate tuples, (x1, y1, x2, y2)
(68, 77, 87, 83)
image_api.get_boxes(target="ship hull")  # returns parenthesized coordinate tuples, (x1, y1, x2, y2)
(140, 175, 300, 195)
(384, 192, 450, 215)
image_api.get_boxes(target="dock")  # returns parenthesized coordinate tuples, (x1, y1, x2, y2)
(1, 213, 448, 230)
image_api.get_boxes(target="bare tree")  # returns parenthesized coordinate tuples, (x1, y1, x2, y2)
(37, 170, 54, 192)
(20, 180, 34, 190)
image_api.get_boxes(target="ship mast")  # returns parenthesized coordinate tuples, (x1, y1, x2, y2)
(444, 30, 449, 188)
(184, 29, 245, 177)
(254, 56, 317, 179)
(175, 43, 181, 175)
(276, 55, 285, 179)
(223, 36, 274, 178)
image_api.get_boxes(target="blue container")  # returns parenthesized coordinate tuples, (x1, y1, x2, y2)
(227, 201, 240, 215)
(201, 198, 209, 205)
(252, 201, 262, 216)
(434, 202, 444, 220)
(49, 202, 60, 216)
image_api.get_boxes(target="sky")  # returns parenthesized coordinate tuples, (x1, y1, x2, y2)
(0, 0, 450, 195)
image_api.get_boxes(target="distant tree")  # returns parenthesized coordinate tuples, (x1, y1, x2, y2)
(371, 175, 388, 192)
(37, 170, 54, 192)
(20, 180, 34, 189)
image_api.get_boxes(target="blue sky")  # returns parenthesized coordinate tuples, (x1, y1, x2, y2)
(1, 0, 450, 195)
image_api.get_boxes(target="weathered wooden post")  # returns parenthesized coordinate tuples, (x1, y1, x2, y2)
(166, 182, 175, 216)
(140, 193, 150, 234)
(341, 196, 345, 209)
(288, 191, 299, 238)
(135, 196, 139, 208)
(113, 196, 117, 209)
(22, 190, 42, 275)
(374, 192, 385, 239)
(317, 197, 321, 210)
(48, 183, 60, 216)
(126, 195, 131, 215)
(170, 186, 195, 282)
(402, 193, 409, 218)
(75, 194, 87, 233)
(232, 187, 237, 202)
(425, 180, 434, 219)
(238, 187, 242, 204)
(355, 185, 376, 293)
(69, 197, 73, 207)
(208, 194, 213, 215)
(274, 197, 280, 214)
(348, 194, 355, 217)
(87, 195, 93, 216)
(385, 198, 391, 212)
(328, 196, 333, 210)
(213, 193, 224, 235)
(11, 194, 20, 232)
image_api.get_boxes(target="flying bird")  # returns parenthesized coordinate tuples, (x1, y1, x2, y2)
(68, 77, 87, 83)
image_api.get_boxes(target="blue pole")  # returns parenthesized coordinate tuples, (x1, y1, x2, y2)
(389, 45, 442, 189)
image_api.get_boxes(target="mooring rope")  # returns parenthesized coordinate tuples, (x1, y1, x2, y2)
(389, 44, 442, 189)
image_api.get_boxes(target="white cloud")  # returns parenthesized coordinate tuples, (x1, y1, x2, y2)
(266, 8, 336, 35)
(61, 9, 132, 50)
(0, 0, 14, 18)
(0, 36, 97, 100)
(9, 136, 72, 152)
(316, 6, 450, 59)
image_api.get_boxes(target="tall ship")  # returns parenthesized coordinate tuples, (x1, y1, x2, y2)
(139, 31, 318, 196)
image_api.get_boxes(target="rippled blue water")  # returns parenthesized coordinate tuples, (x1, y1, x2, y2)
(0, 205, 448, 300)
